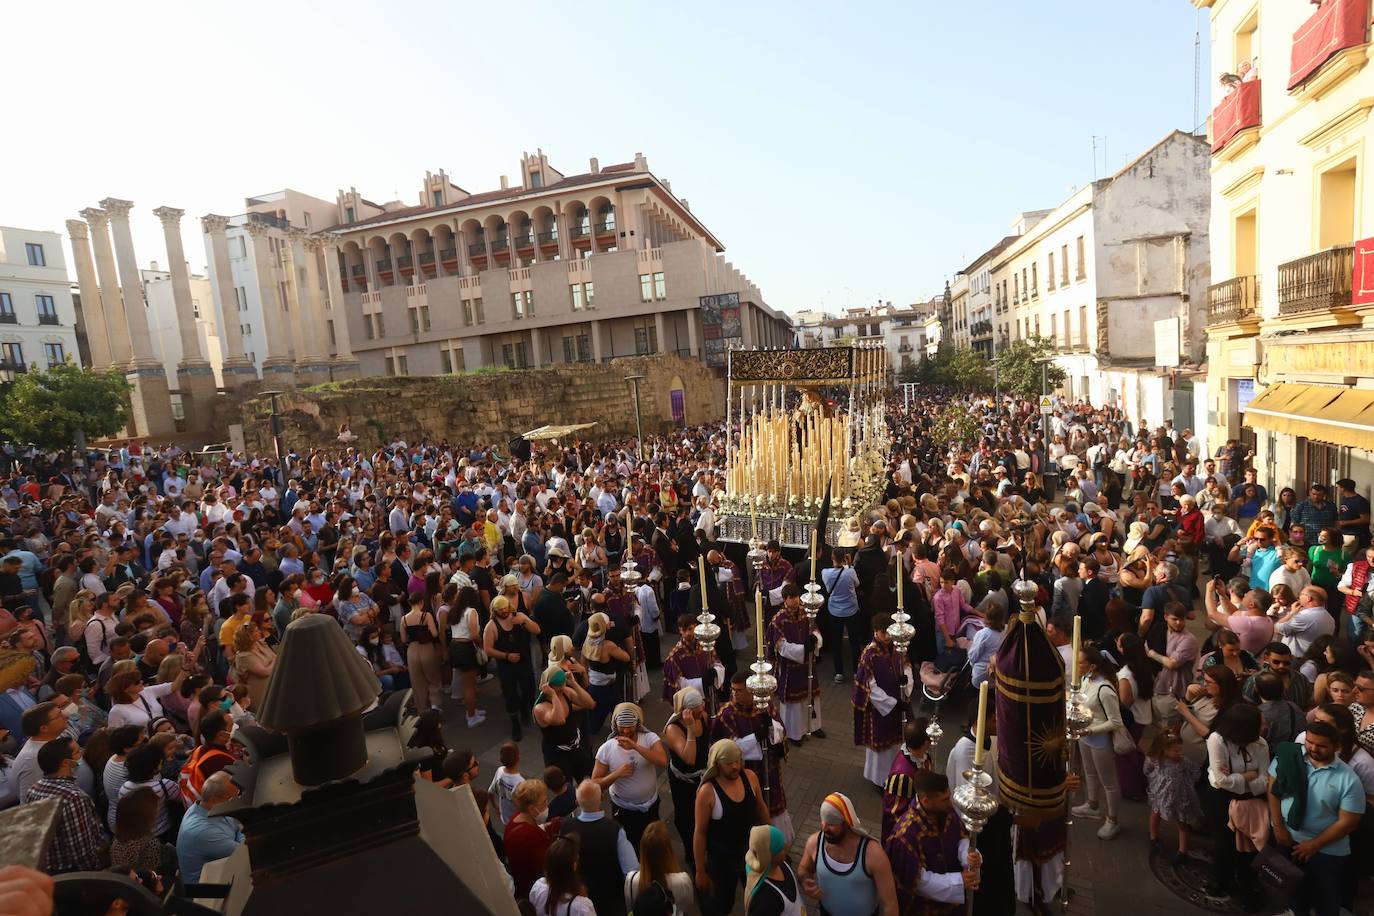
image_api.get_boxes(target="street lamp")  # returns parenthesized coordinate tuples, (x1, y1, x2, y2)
(624, 374, 646, 462)
(260, 390, 288, 484)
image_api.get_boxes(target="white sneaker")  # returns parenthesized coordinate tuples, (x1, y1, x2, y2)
(467, 711, 487, 727)
(1070, 803, 1102, 819)
(1096, 819, 1120, 840)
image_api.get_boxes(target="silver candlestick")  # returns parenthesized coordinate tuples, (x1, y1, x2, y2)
(888, 600, 916, 724)
(747, 647, 778, 809)
(953, 761, 999, 916)
(1062, 676, 1093, 910)
(800, 581, 823, 736)
(620, 555, 644, 591)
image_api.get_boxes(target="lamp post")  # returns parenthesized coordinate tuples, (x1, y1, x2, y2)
(260, 390, 288, 485)
(625, 374, 646, 463)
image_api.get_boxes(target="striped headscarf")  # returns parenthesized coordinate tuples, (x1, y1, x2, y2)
(820, 792, 867, 836)
(611, 702, 644, 732)
(744, 824, 786, 903)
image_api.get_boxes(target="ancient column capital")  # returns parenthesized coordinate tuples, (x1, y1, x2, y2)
(303, 234, 328, 252)
(66, 219, 90, 240)
(80, 208, 110, 229)
(99, 198, 134, 219)
(200, 214, 231, 235)
(280, 243, 296, 262)
(151, 206, 185, 226)
(285, 228, 309, 244)
(243, 220, 273, 239)
(318, 233, 341, 250)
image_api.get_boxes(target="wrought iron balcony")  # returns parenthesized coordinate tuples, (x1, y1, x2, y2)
(0, 360, 26, 375)
(1207, 275, 1260, 324)
(396, 256, 413, 269)
(514, 234, 534, 248)
(537, 230, 558, 244)
(1277, 246, 1355, 316)
(439, 248, 457, 262)
(468, 242, 486, 256)
(569, 225, 589, 239)
(376, 258, 393, 272)
(38, 314, 60, 326)
(595, 222, 616, 234)
(417, 251, 435, 265)
(897, 343, 913, 353)
(351, 264, 365, 276)
(0, 313, 16, 324)
(491, 238, 509, 252)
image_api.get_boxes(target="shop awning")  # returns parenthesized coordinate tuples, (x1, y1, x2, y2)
(522, 422, 598, 441)
(1245, 383, 1374, 450)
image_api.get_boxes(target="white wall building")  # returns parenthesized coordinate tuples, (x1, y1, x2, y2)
(142, 264, 225, 387)
(790, 308, 833, 348)
(992, 131, 1211, 438)
(0, 226, 81, 373)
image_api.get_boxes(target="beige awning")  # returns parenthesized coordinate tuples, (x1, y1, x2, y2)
(522, 423, 598, 441)
(1245, 383, 1374, 450)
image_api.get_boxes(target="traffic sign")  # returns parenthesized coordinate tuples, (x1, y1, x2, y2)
(1039, 395, 1054, 415)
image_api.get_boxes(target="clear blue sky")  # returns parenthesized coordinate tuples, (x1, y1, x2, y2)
(8, 1, 1207, 316)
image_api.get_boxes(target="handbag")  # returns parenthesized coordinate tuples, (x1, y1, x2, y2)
(1251, 844, 1303, 896)
(1098, 685, 1136, 755)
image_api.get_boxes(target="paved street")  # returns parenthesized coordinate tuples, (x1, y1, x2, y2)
(437, 629, 1289, 916)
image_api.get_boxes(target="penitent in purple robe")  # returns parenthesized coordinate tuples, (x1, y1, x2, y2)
(661, 641, 713, 702)
(713, 701, 788, 817)
(882, 748, 934, 842)
(852, 640, 905, 751)
(765, 608, 819, 703)
(884, 802, 966, 916)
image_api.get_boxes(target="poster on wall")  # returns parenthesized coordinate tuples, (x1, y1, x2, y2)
(700, 292, 742, 367)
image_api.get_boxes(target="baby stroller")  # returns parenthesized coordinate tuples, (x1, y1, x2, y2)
(916, 614, 983, 722)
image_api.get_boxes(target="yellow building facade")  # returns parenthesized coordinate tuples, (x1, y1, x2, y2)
(1198, 0, 1374, 491)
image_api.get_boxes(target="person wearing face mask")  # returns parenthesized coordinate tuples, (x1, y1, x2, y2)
(504, 777, 561, 902)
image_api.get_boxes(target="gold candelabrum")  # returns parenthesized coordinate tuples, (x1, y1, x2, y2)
(719, 344, 891, 546)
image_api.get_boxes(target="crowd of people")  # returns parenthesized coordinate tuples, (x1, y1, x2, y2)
(0, 390, 1371, 916)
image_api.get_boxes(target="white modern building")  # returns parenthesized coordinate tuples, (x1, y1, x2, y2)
(791, 308, 833, 348)
(142, 264, 225, 387)
(0, 226, 81, 374)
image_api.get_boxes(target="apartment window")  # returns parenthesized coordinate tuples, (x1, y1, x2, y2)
(385, 355, 396, 376)
(571, 284, 584, 311)
(1031, 264, 1038, 296)
(1062, 310, 1071, 345)
(1076, 236, 1086, 279)
(584, 281, 595, 309)
(25, 243, 45, 267)
(1034, 316, 1041, 337)
(1050, 314, 1058, 341)
(1079, 305, 1088, 346)
(653, 272, 666, 299)
(345, 206, 356, 223)
(240, 324, 252, 336)
(634, 322, 658, 356)
(462, 299, 475, 326)
(303, 212, 312, 228)
(530, 171, 543, 188)
(473, 297, 484, 324)
(409, 307, 431, 334)
(235, 286, 247, 310)
(562, 336, 577, 363)
(278, 281, 288, 310)
(1061, 245, 1069, 285)
(0, 293, 13, 320)
(640, 274, 653, 302)
(1047, 253, 1056, 290)
(36, 295, 57, 323)
(364, 316, 374, 340)
(191, 298, 201, 319)
(511, 290, 533, 319)
(441, 346, 465, 373)
(433, 190, 443, 207)
(1318, 158, 1358, 248)
(501, 342, 530, 369)
(1013, 274, 1020, 303)
(43, 342, 64, 365)
(2, 342, 23, 367)
(328, 320, 336, 347)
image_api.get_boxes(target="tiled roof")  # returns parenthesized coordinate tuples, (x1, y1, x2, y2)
(337, 164, 638, 231)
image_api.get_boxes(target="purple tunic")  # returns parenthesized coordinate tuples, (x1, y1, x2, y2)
(882, 749, 933, 842)
(662, 642, 713, 701)
(853, 640, 905, 752)
(766, 608, 819, 703)
(884, 802, 965, 915)
(713, 702, 788, 816)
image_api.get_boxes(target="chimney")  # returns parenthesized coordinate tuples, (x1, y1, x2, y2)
(150, 260, 160, 272)
(499, 175, 509, 190)
(590, 157, 600, 174)
(634, 152, 647, 171)
(680, 199, 690, 211)
(256, 614, 378, 785)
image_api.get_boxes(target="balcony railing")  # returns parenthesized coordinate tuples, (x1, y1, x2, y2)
(376, 258, 393, 272)
(417, 251, 435, 265)
(1289, 0, 1370, 90)
(491, 238, 509, 252)
(0, 360, 26, 374)
(595, 222, 616, 234)
(514, 234, 534, 248)
(38, 314, 59, 326)
(468, 242, 486, 256)
(396, 256, 413, 269)
(537, 230, 558, 244)
(1211, 80, 1262, 154)
(1207, 275, 1260, 324)
(1277, 245, 1355, 315)
(569, 225, 589, 239)
(897, 343, 913, 353)
(439, 248, 457, 262)
(0, 314, 16, 324)
(351, 264, 365, 276)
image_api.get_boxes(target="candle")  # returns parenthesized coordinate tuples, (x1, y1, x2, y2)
(810, 531, 818, 582)
(755, 588, 765, 654)
(700, 557, 708, 600)
(897, 554, 904, 609)
(973, 681, 989, 766)
(751, 487, 758, 539)
(1071, 615, 1082, 686)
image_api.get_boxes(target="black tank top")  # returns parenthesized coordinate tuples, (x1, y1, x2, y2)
(493, 618, 524, 659)
(405, 610, 436, 645)
(708, 775, 757, 856)
(666, 719, 709, 781)
(538, 698, 582, 754)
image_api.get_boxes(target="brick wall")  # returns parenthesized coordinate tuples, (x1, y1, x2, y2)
(239, 354, 724, 453)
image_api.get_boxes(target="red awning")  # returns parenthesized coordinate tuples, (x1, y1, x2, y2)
(1289, 0, 1371, 90)
(1353, 236, 1374, 305)
(1211, 80, 1262, 153)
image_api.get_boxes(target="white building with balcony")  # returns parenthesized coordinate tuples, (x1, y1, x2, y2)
(142, 264, 226, 387)
(0, 226, 81, 375)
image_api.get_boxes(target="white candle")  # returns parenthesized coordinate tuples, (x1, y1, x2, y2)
(1071, 615, 1082, 686)
(974, 681, 989, 766)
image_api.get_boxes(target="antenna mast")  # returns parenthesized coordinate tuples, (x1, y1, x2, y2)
(1193, 22, 1202, 132)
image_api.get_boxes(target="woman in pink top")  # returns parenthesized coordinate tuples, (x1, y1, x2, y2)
(1205, 578, 1274, 655)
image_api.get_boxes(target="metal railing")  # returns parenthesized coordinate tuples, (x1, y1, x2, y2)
(537, 230, 558, 243)
(1277, 245, 1355, 316)
(351, 265, 365, 276)
(439, 248, 457, 262)
(396, 256, 413, 269)
(1207, 275, 1260, 324)
(491, 238, 509, 252)
(0, 360, 26, 373)
(376, 258, 392, 272)
(514, 234, 534, 248)
(569, 225, 589, 239)
(595, 222, 616, 234)
(0, 314, 16, 324)
(38, 314, 59, 326)
(417, 252, 435, 265)
(468, 242, 486, 256)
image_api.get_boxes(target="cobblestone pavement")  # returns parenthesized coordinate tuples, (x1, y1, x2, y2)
(438, 629, 1288, 915)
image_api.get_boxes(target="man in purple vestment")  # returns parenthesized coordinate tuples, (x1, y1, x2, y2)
(766, 583, 823, 742)
(883, 718, 934, 842)
(853, 614, 911, 786)
(712, 671, 793, 841)
(884, 770, 979, 916)
(661, 615, 718, 701)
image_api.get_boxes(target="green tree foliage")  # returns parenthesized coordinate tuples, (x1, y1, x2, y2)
(927, 402, 985, 450)
(0, 362, 131, 449)
(992, 336, 1067, 397)
(899, 345, 991, 391)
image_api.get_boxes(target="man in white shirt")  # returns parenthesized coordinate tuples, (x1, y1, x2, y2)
(1275, 585, 1336, 656)
(693, 497, 717, 541)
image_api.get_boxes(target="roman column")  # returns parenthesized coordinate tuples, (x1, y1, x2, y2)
(244, 221, 296, 388)
(321, 236, 360, 379)
(299, 235, 335, 383)
(99, 198, 176, 438)
(65, 219, 112, 368)
(153, 207, 217, 432)
(82, 208, 132, 366)
(200, 214, 257, 390)
(282, 231, 329, 385)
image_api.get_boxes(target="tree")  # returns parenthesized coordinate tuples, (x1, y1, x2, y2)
(943, 347, 992, 391)
(0, 362, 132, 449)
(927, 402, 984, 450)
(993, 336, 1066, 397)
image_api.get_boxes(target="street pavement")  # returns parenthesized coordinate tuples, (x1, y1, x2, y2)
(437, 627, 1302, 915)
